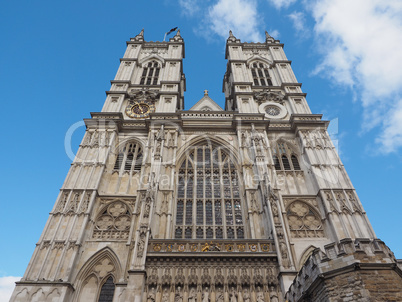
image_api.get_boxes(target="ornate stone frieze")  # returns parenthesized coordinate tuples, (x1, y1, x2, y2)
(147, 239, 274, 254)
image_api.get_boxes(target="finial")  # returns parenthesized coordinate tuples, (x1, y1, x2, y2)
(175, 29, 181, 36)
(204, 89, 208, 96)
(133, 28, 145, 41)
(229, 30, 234, 37)
(265, 30, 274, 43)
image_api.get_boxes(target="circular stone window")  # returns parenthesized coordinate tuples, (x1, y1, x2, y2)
(259, 102, 287, 119)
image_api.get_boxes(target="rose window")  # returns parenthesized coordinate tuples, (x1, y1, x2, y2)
(265, 106, 280, 116)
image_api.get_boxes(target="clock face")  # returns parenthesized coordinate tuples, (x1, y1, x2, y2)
(125, 100, 155, 119)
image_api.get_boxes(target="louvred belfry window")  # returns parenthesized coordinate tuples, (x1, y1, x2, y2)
(251, 62, 273, 86)
(140, 61, 160, 85)
(272, 142, 301, 171)
(113, 142, 143, 173)
(175, 144, 245, 239)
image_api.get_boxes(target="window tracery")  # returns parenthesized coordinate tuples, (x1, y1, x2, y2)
(140, 60, 160, 85)
(251, 62, 273, 86)
(113, 141, 143, 173)
(286, 201, 324, 238)
(272, 142, 301, 171)
(93, 202, 131, 240)
(175, 144, 245, 239)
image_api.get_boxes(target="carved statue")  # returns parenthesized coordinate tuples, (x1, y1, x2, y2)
(144, 197, 151, 218)
(137, 233, 145, 257)
(162, 288, 169, 302)
(202, 286, 210, 302)
(269, 286, 279, 302)
(188, 287, 197, 302)
(229, 286, 238, 302)
(147, 287, 156, 302)
(243, 288, 250, 302)
(216, 287, 224, 302)
(256, 286, 265, 302)
(175, 286, 183, 302)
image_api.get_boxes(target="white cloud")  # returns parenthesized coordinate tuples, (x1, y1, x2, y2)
(178, 0, 201, 16)
(0, 276, 20, 302)
(308, 0, 402, 153)
(288, 11, 309, 37)
(269, 29, 280, 39)
(205, 0, 263, 42)
(267, 0, 297, 9)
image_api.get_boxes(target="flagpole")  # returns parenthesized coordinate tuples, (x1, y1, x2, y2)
(163, 32, 167, 42)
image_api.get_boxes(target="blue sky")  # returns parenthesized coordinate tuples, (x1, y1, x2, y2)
(1, 0, 402, 299)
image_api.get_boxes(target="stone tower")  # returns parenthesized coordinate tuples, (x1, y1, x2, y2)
(10, 30, 402, 302)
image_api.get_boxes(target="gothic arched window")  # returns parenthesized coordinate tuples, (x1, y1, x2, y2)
(98, 276, 115, 302)
(251, 62, 273, 86)
(175, 144, 245, 239)
(113, 141, 143, 173)
(272, 142, 301, 171)
(140, 61, 160, 85)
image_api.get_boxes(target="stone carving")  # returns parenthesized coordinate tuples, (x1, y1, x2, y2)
(243, 288, 251, 302)
(41, 241, 51, 250)
(267, 267, 277, 286)
(188, 267, 197, 286)
(286, 201, 323, 238)
(154, 126, 165, 159)
(229, 286, 238, 302)
(215, 287, 224, 302)
(240, 267, 250, 285)
(147, 287, 156, 302)
(279, 241, 290, 268)
(254, 89, 285, 105)
(94, 258, 114, 278)
(269, 286, 279, 302)
(186, 286, 195, 302)
(83, 131, 92, 145)
(129, 87, 158, 103)
(162, 268, 172, 285)
(66, 192, 80, 214)
(270, 199, 280, 224)
(91, 130, 99, 147)
(249, 191, 258, 213)
(144, 197, 151, 218)
(53, 241, 65, 250)
(93, 201, 131, 240)
(80, 192, 90, 213)
(215, 267, 224, 285)
(201, 267, 211, 285)
(56, 193, 68, 212)
(175, 286, 183, 302)
(137, 232, 146, 257)
(175, 267, 185, 285)
(162, 288, 170, 302)
(202, 286, 210, 302)
(256, 286, 265, 302)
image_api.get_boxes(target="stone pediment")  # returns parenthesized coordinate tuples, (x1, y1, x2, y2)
(189, 90, 223, 111)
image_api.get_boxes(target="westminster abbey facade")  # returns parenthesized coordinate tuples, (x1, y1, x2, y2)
(10, 29, 402, 301)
